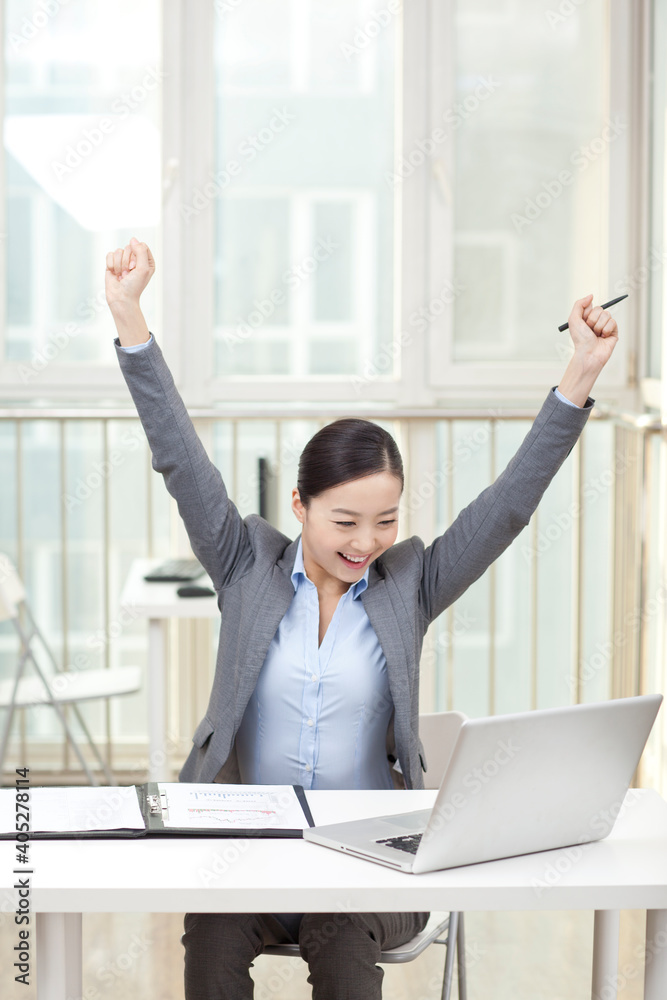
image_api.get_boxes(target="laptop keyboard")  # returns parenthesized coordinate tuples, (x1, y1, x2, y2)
(375, 832, 423, 855)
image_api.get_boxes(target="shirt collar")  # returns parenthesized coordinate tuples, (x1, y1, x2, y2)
(291, 535, 369, 599)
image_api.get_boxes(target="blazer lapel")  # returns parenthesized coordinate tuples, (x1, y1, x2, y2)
(235, 536, 300, 709)
(360, 566, 411, 719)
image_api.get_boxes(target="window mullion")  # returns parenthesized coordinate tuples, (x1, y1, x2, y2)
(397, 0, 436, 408)
(177, 0, 216, 408)
(0, 0, 7, 369)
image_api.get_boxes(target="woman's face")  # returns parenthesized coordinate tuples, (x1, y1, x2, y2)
(291, 472, 402, 593)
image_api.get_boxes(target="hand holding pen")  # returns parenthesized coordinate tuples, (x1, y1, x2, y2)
(558, 294, 627, 332)
(561, 293, 621, 365)
(555, 293, 622, 406)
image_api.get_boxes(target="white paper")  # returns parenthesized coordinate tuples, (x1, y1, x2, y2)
(157, 783, 308, 830)
(0, 786, 145, 833)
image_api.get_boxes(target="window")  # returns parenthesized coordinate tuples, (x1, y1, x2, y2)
(0, 1, 652, 779)
(211, 0, 397, 380)
(0, 0, 633, 406)
(2, 0, 162, 392)
(424, 0, 631, 397)
(647, 0, 667, 384)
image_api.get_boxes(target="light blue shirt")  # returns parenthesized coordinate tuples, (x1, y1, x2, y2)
(235, 535, 396, 790)
(119, 335, 156, 353)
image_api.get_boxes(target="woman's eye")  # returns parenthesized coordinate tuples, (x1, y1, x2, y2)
(334, 519, 396, 527)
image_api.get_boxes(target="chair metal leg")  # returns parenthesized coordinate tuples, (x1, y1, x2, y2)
(41, 695, 100, 786)
(24, 608, 60, 668)
(3, 638, 98, 786)
(70, 704, 114, 785)
(456, 912, 467, 1000)
(9, 617, 101, 785)
(441, 910, 459, 1000)
(0, 647, 31, 779)
(28, 609, 115, 783)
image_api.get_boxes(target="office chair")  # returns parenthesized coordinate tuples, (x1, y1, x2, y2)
(0, 552, 141, 785)
(263, 712, 469, 999)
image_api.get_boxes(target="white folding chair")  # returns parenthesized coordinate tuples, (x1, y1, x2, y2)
(418, 711, 468, 792)
(0, 552, 141, 786)
(264, 712, 469, 999)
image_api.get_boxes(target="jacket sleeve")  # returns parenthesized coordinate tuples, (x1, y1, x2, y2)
(115, 335, 253, 590)
(417, 388, 593, 624)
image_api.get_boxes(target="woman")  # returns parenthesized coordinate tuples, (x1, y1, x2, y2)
(105, 238, 618, 1000)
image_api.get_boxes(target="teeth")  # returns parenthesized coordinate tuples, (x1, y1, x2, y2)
(341, 553, 367, 563)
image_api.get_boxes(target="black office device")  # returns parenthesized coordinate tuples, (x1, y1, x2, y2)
(177, 585, 216, 598)
(143, 558, 205, 583)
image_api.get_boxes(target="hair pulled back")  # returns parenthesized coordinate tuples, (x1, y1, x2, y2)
(296, 418, 404, 508)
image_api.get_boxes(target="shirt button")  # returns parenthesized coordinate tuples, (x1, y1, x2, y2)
(305, 764, 312, 772)
(311, 674, 318, 682)
(307, 718, 314, 726)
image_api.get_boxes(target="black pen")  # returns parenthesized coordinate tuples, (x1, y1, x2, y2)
(558, 294, 628, 332)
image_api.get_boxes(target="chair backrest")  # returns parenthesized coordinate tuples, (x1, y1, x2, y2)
(418, 711, 467, 789)
(0, 554, 26, 622)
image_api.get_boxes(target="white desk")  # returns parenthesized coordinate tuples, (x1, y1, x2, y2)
(2, 789, 667, 1000)
(119, 559, 220, 781)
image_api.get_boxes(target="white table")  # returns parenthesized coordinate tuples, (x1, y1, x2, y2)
(119, 559, 220, 781)
(2, 788, 667, 1000)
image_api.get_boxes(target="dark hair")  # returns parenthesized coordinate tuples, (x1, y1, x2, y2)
(296, 418, 404, 508)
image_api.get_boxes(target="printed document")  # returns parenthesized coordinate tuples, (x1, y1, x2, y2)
(0, 786, 145, 833)
(157, 783, 307, 830)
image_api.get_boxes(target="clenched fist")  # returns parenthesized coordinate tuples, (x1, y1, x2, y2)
(105, 237, 155, 315)
(105, 237, 154, 347)
(565, 293, 619, 371)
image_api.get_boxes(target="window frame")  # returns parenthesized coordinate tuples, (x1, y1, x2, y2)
(423, 0, 636, 406)
(0, 0, 645, 409)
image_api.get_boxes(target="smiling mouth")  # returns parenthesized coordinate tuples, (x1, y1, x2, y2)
(337, 552, 372, 569)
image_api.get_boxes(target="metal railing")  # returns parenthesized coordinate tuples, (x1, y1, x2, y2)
(0, 404, 664, 791)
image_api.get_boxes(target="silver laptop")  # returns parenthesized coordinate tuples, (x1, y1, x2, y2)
(303, 694, 663, 873)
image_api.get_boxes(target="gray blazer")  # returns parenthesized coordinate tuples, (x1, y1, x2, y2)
(116, 337, 593, 790)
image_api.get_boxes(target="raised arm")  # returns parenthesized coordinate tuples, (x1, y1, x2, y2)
(418, 294, 619, 624)
(105, 238, 252, 590)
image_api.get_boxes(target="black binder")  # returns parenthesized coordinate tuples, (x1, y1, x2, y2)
(2, 782, 315, 840)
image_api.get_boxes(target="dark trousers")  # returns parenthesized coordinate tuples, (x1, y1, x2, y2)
(182, 910, 430, 999)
